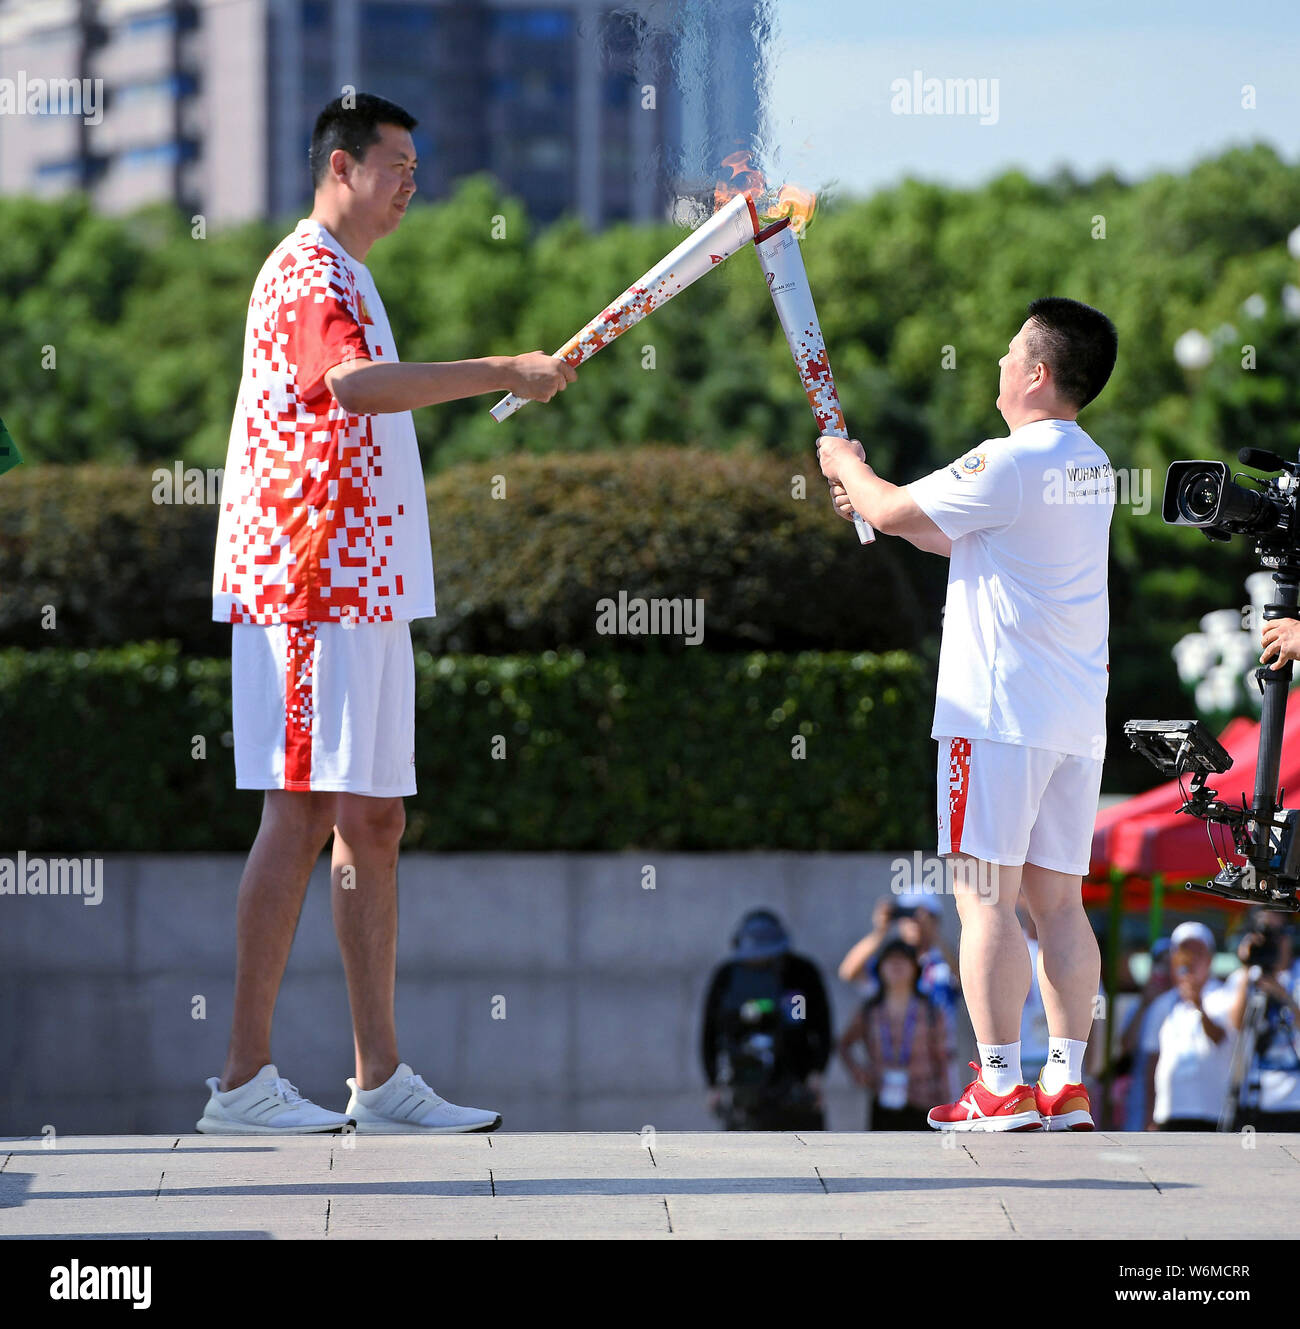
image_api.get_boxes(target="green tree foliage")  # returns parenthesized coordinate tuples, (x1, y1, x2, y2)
(10, 147, 1299, 482)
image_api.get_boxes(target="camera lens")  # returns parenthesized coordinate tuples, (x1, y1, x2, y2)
(1178, 469, 1222, 523)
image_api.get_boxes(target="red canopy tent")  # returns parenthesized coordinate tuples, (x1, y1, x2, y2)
(1085, 689, 1300, 913)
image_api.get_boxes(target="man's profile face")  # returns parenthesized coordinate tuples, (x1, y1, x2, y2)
(339, 123, 417, 239)
(996, 318, 1039, 418)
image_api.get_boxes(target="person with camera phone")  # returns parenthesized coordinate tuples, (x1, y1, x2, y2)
(840, 897, 960, 1010)
(1141, 923, 1234, 1131)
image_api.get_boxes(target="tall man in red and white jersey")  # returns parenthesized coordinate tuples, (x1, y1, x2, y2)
(199, 94, 574, 1134)
(817, 298, 1118, 1131)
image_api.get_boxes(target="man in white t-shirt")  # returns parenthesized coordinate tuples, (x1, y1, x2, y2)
(817, 297, 1117, 1131)
(1143, 922, 1235, 1130)
(199, 93, 575, 1135)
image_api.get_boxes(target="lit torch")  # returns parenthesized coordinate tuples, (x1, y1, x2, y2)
(488, 191, 760, 422)
(753, 203, 875, 545)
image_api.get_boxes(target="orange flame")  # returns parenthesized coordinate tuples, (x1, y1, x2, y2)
(771, 183, 816, 236)
(713, 151, 817, 234)
(714, 150, 766, 210)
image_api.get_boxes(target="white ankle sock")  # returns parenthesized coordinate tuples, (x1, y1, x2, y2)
(977, 1041, 1022, 1095)
(1039, 1037, 1087, 1093)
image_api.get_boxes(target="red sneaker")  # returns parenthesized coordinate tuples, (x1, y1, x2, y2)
(1035, 1078, 1094, 1131)
(927, 1062, 1043, 1132)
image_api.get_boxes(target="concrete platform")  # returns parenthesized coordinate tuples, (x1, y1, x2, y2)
(2, 1131, 1297, 1239)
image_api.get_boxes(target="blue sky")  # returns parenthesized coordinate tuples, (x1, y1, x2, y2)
(762, 0, 1300, 199)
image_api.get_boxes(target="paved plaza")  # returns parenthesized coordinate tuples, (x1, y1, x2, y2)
(2, 1129, 1295, 1239)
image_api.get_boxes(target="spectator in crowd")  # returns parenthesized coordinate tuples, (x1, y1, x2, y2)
(842, 897, 965, 1102)
(837, 936, 952, 1130)
(839, 896, 961, 1015)
(1117, 938, 1171, 1131)
(1143, 922, 1235, 1131)
(1222, 911, 1300, 1130)
(701, 910, 833, 1130)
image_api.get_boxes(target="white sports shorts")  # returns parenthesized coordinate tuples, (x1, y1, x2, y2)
(935, 735, 1102, 876)
(232, 620, 416, 797)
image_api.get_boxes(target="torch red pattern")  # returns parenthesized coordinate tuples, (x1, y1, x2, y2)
(559, 276, 686, 367)
(792, 321, 848, 438)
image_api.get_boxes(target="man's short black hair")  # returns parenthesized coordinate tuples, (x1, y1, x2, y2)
(1023, 297, 1118, 410)
(309, 93, 417, 187)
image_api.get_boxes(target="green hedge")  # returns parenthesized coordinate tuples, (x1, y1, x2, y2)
(0, 452, 944, 656)
(0, 464, 222, 652)
(0, 642, 934, 852)
(414, 450, 939, 655)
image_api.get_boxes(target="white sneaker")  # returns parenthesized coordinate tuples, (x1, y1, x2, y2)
(196, 1064, 356, 1135)
(345, 1063, 502, 1134)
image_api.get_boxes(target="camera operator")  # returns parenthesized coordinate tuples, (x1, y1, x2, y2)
(1224, 910, 1300, 1130)
(701, 910, 833, 1130)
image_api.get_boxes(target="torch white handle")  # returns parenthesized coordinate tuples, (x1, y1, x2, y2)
(490, 392, 528, 422)
(824, 455, 875, 545)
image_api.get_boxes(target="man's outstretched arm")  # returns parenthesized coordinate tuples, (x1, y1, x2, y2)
(324, 351, 574, 415)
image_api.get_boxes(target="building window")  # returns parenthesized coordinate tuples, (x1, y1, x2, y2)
(495, 10, 571, 41)
(523, 137, 569, 171)
(115, 73, 198, 106)
(603, 74, 631, 109)
(363, 3, 436, 37)
(120, 11, 178, 37)
(120, 141, 197, 169)
(35, 159, 85, 180)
